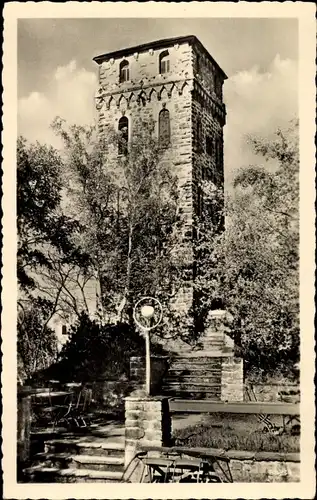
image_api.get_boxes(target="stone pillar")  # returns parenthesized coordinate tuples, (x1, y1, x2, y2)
(17, 387, 32, 465)
(221, 357, 244, 402)
(124, 395, 171, 478)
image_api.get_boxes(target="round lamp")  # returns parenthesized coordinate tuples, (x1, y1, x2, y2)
(141, 305, 155, 319)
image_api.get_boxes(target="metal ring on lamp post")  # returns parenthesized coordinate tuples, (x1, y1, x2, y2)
(133, 297, 163, 331)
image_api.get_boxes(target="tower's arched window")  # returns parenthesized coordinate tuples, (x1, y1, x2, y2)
(118, 116, 128, 155)
(159, 50, 170, 74)
(158, 108, 170, 148)
(119, 60, 129, 83)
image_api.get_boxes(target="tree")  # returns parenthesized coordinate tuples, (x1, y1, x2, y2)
(17, 137, 87, 379)
(17, 116, 190, 383)
(17, 137, 83, 291)
(51, 117, 189, 328)
(195, 119, 299, 377)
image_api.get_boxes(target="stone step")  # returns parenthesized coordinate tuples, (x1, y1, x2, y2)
(169, 364, 221, 371)
(164, 376, 221, 384)
(161, 387, 221, 396)
(71, 454, 124, 472)
(201, 341, 224, 346)
(45, 439, 124, 457)
(170, 357, 223, 363)
(31, 428, 69, 439)
(32, 452, 124, 472)
(203, 333, 224, 338)
(32, 451, 72, 469)
(171, 352, 229, 359)
(161, 389, 220, 399)
(201, 339, 224, 344)
(166, 368, 221, 375)
(22, 465, 123, 483)
(162, 381, 220, 389)
(170, 357, 222, 363)
(201, 348, 225, 353)
(167, 366, 221, 370)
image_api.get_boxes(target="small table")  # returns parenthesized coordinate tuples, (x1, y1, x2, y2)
(32, 390, 74, 428)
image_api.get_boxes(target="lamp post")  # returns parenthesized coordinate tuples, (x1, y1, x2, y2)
(133, 298, 163, 396)
(140, 305, 154, 395)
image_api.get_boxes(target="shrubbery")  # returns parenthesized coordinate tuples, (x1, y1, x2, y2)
(33, 312, 166, 383)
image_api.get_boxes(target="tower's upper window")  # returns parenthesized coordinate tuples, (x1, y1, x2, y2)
(119, 60, 129, 83)
(159, 50, 170, 74)
(158, 108, 170, 148)
(118, 116, 129, 155)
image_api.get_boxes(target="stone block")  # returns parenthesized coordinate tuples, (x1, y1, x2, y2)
(125, 427, 146, 440)
(221, 357, 243, 402)
(17, 389, 31, 464)
(124, 396, 171, 467)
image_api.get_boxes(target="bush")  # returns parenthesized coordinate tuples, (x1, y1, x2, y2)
(32, 312, 167, 384)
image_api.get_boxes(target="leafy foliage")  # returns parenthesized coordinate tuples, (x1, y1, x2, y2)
(51, 117, 188, 326)
(195, 120, 299, 376)
(17, 115, 299, 381)
(17, 137, 90, 378)
(58, 313, 143, 381)
(17, 137, 82, 291)
(33, 312, 166, 383)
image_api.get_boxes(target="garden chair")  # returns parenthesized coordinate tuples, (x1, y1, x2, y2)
(53, 384, 93, 430)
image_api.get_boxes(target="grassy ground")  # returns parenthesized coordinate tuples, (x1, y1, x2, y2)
(173, 413, 300, 453)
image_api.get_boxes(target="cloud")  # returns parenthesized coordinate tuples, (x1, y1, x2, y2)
(18, 60, 97, 147)
(224, 55, 298, 182)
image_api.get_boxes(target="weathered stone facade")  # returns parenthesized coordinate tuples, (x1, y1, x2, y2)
(221, 357, 244, 402)
(17, 387, 32, 465)
(245, 381, 300, 403)
(228, 453, 300, 482)
(93, 36, 227, 315)
(124, 396, 171, 470)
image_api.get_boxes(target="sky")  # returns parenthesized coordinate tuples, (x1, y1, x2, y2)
(17, 17, 299, 181)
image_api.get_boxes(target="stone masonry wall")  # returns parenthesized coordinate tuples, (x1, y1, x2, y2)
(98, 43, 194, 93)
(98, 71, 194, 231)
(124, 396, 171, 469)
(192, 98, 224, 195)
(130, 356, 169, 394)
(192, 42, 225, 100)
(229, 456, 300, 482)
(221, 357, 244, 401)
(179, 448, 300, 482)
(191, 41, 225, 207)
(97, 42, 195, 317)
(245, 382, 300, 403)
(17, 389, 31, 465)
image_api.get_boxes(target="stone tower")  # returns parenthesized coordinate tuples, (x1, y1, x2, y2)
(93, 35, 227, 334)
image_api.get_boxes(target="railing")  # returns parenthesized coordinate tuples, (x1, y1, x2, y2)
(169, 399, 300, 416)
